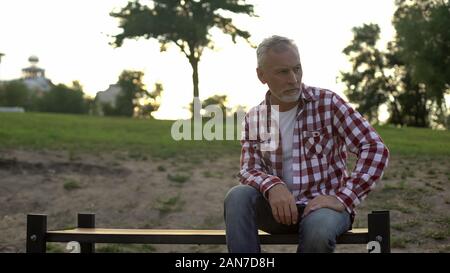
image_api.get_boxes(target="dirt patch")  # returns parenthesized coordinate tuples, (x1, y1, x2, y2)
(0, 158, 130, 176)
(0, 149, 448, 253)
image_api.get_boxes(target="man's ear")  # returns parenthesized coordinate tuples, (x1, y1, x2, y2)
(256, 68, 266, 84)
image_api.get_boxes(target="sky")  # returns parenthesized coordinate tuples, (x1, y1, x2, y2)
(0, 0, 398, 120)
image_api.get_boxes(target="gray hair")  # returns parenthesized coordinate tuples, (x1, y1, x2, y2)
(256, 35, 299, 68)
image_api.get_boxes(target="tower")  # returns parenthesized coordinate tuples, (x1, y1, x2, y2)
(21, 56, 52, 92)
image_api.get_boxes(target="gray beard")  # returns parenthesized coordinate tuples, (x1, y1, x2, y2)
(279, 91, 300, 103)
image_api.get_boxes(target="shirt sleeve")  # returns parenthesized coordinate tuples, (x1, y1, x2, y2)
(238, 113, 285, 199)
(331, 94, 390, 214)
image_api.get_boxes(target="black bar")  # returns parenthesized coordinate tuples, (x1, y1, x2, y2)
(78, 213, 95, 253)
(26, 214, 47, 253)
(368, 210, 390, 253)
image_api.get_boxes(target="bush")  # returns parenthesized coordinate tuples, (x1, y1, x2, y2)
(37, 84, 89, 114)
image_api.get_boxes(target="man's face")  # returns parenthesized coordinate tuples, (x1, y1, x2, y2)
(256, 46, 303, 104)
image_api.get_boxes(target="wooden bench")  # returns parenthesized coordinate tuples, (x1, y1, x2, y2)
(26, 210, 390, 253)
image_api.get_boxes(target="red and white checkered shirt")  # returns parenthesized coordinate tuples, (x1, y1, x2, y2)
(238, 84, 389, 220)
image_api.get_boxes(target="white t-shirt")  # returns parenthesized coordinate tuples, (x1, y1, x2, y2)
(272, 105, 298, 191)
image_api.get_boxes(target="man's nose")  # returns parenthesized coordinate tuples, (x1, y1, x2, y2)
(287, 70, 299, 84)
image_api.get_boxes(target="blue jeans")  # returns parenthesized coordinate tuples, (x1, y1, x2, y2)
(224, 184, 351, 253)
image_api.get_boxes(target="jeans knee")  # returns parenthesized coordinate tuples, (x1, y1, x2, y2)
(224, 184, 259, 210)
(298, 208, 348, 253)
(301, 227, 335, 252)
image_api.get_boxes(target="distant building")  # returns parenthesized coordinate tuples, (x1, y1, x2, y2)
(95, 84, 121, 107)
(21, 55, 53, 93)
(94, 84, 122, 115)
(0, 106, 25, 113)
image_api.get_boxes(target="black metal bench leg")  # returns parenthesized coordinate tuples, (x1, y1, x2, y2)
(78, 213, 96, 253)
(368, 210, 390, 253)
(26, 214, 47, 253)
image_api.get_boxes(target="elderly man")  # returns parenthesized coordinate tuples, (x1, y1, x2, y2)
(224, 35, 389, 253)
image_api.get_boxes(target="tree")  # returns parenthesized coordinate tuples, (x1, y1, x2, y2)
(340, 24, 433, 127)
(189, 94, 228, 118)
(385, 42, 430, 127)
(0, 80, 31, 108)
(339, 24, 392, 124)
(115, 70, 147, 117)
(113, 70, 162, 118)
(393, 0, 450, 126)
(110, 0, 256, 119)
(38, 82, 88, 114)
(340, 0, 449, 128)
(139, 82, 163, 118)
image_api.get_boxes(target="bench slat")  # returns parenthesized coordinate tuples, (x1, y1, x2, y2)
(46, 228, 369, 245)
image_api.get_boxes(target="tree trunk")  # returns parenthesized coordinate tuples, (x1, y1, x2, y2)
(390, 99, 403, 125)
(190, 58, 201, 120)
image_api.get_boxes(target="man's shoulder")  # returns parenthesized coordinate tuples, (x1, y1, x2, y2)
(303, 84, 339, 101)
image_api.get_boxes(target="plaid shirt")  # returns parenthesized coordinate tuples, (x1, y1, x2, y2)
(238, 84, 389, 220)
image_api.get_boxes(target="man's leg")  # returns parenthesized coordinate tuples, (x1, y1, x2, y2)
(297, 208, 351, 253)
(224, 184, 296, 253)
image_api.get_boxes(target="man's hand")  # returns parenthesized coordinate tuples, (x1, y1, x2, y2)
(268, 184, 298, 225)
(302, 195, 345, 217)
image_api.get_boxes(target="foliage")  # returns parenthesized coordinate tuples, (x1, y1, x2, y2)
(0, 80, 34, 109)
(340, 24, 391, 124)
(115, 70, 147, 117)
(102, 70, 162, 118)
(340, 0, 450, 128)
(37, 82, 89, 114)
(393, 0, 450, 111)
(138, 82, 163, 118)
(188, 94, 228, 118)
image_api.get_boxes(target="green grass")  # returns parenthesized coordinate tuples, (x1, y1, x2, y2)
(392, 219, 422, 231)
(46, 243, 66, 253)
(155, 194, 185, 215)
(391, 236, 408, 249)
(375, 125, 450, 156)
(0, 112, 449, 158)
(0, 112, 241, 159)
(167, 173, 190, 184)
(63, 179, 82, 191)
(422, 229, 448, 241)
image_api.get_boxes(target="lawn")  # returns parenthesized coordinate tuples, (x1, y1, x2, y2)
(1, 112, 449, 157)
(0, 112, 241, 159)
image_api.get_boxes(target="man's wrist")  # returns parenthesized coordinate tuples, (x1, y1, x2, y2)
(267, 183, 286, 198)
(332, 195, 348, 212)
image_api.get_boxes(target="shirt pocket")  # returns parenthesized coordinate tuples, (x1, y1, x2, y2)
(302, 127, 333, 158)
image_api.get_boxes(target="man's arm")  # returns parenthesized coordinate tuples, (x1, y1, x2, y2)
(238, 113, 298, 225)
(238, 113, 284, 198)
(331, 94, 390, 214)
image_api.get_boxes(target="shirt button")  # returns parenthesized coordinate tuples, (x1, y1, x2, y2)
(315, 144, 322, 153)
